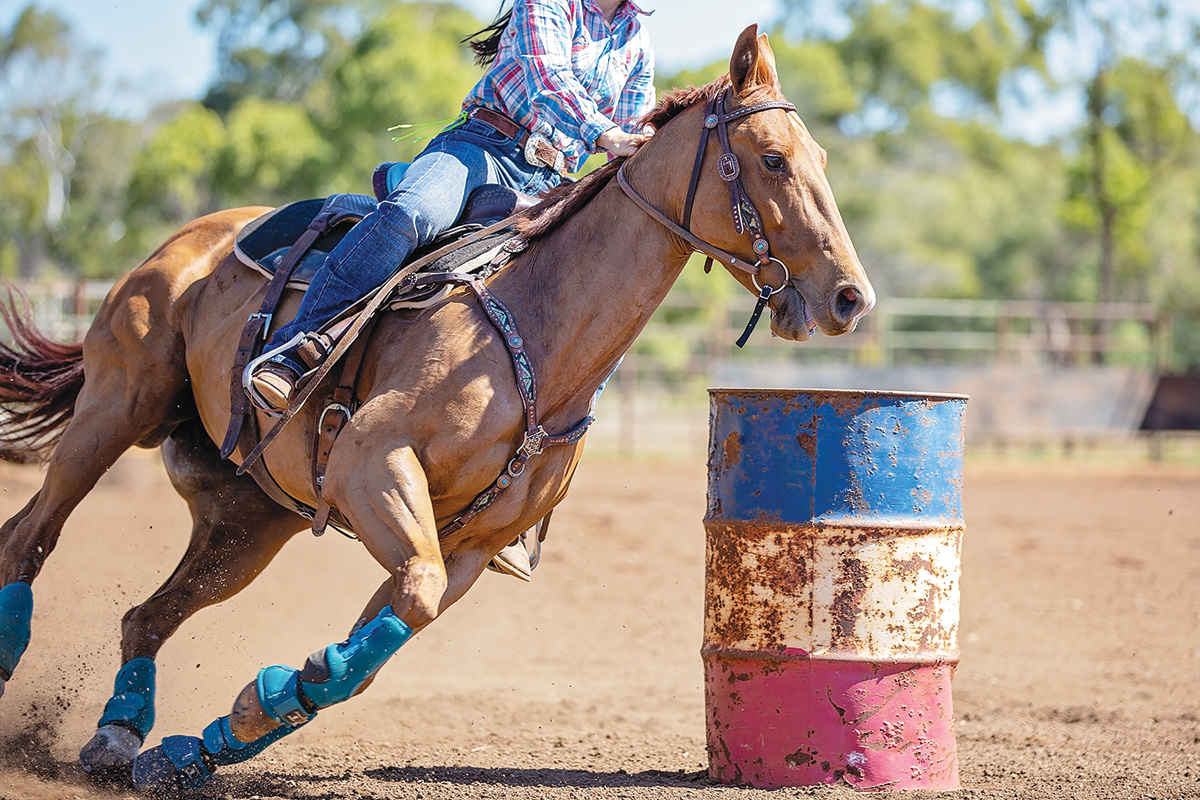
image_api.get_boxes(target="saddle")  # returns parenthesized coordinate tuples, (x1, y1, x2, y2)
(233, 183, 536, 309)
(222, 176, 539, 536)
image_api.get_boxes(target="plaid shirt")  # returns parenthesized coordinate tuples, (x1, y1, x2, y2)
(463, 0, 655, 173)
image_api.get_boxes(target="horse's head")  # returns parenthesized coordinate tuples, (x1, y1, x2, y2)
(643, 25, 875, 342)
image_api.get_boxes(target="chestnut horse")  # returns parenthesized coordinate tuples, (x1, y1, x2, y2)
(0, 28, 872, 790)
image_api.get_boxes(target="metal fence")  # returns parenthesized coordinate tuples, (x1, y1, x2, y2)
(4, 279, 113, 343)
(5, 278, 1188, 462)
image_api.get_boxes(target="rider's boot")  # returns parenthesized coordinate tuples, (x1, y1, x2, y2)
(487, 515, 549, 582)
(244, 330, 334, 413)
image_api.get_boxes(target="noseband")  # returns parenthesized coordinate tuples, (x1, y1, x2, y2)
(616, 86, 799, 347)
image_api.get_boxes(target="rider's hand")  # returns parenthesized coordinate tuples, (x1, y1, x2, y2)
(597, 127, 653, 158)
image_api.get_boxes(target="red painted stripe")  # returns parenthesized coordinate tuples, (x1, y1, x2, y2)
(705, 654, 959, 790)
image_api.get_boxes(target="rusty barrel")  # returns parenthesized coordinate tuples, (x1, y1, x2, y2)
(704, 388, 966, 790)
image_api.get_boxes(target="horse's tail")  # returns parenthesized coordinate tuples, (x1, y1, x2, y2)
(0, 288, 85, 463)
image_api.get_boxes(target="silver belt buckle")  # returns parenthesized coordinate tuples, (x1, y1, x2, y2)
(524, 133, 565, 174)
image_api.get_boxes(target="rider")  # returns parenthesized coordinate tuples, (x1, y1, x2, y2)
(246, 0, 656, 411)
(246, 0, 655, 579)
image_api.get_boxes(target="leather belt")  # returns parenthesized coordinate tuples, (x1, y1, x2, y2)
(467, 106, 568, 176)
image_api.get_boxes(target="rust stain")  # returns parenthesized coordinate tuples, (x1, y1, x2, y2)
(705, 521, 811, 651)
(795, 423, 817, 461)
(830, 556, 868, 646)
(721, 431, 742, 472)
(784, 748, 816, 768)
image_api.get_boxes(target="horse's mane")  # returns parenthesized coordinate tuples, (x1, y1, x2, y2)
(518, 74, 760, 242)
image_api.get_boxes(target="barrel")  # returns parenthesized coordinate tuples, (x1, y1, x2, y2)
(703, 388, 966, 790)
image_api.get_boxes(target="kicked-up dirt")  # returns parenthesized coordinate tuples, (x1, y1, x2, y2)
(0, 453, 1197, 799)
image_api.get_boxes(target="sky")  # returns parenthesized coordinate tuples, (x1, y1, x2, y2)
(0, 0, 784, 116)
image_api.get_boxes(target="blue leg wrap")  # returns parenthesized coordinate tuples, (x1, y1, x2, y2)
(255, 605, 412, 725)
(131, 607, 411, 792)
(201, 715, 293, 766)
(257, 663, 315, 727)
(0, 581, 33, 680)
(97, 657, 156, 740)
(132, 735, 213, 790)
(298, 605, 412, 709)
(131, 717, 294, 791)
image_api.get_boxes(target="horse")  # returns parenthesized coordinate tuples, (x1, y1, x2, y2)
(0, 26, 873, 791)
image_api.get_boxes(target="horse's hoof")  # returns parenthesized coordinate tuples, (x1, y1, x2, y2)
(80, 724, 142, 773)
(132, 736, 214, 791)
(0, 676, 6, 700)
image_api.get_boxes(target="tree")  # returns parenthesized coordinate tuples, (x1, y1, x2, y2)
(778, 0, 1041, 132)
(313, 1, 483, 185)
(0, 5, 146, 280)
(1038, 0, 1200, 360)
(196, 0, 388, 113)
(0, 5, 104, 277)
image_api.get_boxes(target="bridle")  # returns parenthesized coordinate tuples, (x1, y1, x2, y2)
(616, 85, 801, 347)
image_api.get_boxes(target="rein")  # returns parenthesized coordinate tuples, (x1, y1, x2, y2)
(617, 86, 798, 347)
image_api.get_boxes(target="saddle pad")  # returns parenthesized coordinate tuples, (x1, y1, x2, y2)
(234, 194, 376, 290)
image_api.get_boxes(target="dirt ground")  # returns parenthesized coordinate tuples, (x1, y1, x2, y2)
(0, 451, 1197, 800)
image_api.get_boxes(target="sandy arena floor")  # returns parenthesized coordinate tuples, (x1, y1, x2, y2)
(0, 452, 1197, 800)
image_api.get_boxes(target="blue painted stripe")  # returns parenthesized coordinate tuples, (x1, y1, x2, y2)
(707, 390, 965, 526)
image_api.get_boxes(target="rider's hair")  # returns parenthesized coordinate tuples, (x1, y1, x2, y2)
(462, 2, 513, 68)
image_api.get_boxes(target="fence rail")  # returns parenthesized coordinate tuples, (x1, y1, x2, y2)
(4, 279, 1170, 369)
(4, 279, 1185, 461)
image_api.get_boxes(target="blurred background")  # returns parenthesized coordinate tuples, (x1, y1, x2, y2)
(2, 0, 1199, 463)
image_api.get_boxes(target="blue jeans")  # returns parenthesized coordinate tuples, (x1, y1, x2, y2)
(266, 116, 561, 355)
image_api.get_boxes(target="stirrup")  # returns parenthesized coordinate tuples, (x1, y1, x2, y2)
(242, 331, 329, 414)
(486, 517, 547, 581)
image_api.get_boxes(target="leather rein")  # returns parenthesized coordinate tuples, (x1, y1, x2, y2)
(616, 86, 800, 347)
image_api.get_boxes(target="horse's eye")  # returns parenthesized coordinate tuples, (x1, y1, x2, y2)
(763, 155, 786, 171)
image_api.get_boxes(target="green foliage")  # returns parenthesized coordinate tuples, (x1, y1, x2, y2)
(0, 4, 126, 278)
(3, 0, 1200, 367)
(196, 0, 380, 111)
(220, 98, 332, 203)
(314, 2, 482, 182)
(770, 37, 859, 128)
(128, 104, 226, 221)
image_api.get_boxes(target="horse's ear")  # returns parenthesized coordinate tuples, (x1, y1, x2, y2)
(730, 25, 779, 95)
(756, 33, 781, 91)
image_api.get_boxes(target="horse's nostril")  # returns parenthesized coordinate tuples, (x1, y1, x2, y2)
(835, 287, 862, 321)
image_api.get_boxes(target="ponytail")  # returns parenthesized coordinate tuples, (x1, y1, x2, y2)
(463, 2, 514, 68)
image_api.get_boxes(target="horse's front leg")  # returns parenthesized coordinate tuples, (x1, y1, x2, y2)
(130, 444, 455, 791)
(79, 419, 308, 777)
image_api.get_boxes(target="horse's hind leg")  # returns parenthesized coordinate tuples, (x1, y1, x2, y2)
(0, 293, 191, 698)
(79, 418, 308, 775)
